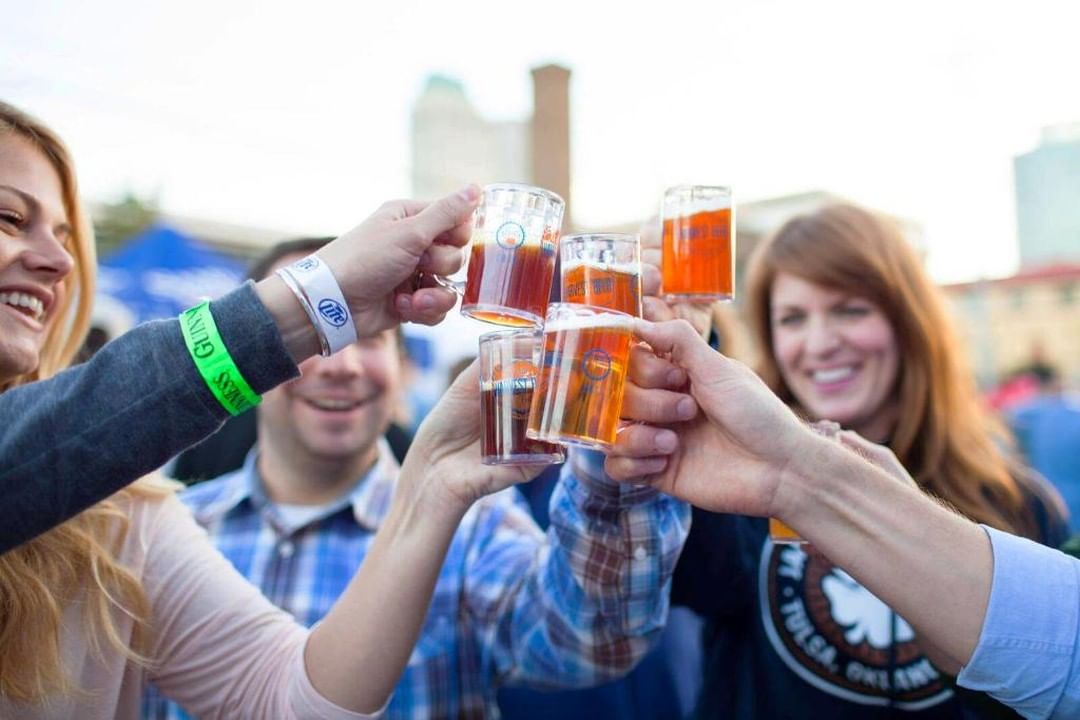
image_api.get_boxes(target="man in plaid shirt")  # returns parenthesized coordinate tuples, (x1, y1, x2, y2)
(143, 239, 689, 719)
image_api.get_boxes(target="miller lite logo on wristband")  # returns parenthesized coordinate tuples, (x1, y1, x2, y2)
(277, 254, 357, 356)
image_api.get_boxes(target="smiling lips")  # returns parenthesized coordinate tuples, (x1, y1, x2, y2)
(304, 397, 367, 412)
(0, 291, 46, 322)
(811, 365, 857, 387)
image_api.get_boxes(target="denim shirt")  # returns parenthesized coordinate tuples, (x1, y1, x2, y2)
(0, 282, 298, 553)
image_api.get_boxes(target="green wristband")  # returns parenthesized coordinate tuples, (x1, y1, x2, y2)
(180, 301, 261, 416)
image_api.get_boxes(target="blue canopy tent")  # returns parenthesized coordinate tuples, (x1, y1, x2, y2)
(97, 224, 246, 324)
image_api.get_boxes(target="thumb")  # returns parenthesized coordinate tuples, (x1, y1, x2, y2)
(634, 318, 719, 375)
(409, 185, 481, 244)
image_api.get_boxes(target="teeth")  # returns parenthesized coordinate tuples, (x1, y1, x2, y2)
(309, 398, 360, 411)
(0, 292, 45, 321)
(813, 367, 855, 384)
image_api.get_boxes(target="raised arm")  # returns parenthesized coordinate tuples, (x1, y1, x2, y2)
(0, 187, 478, 553)
(605, 318, 1080, 717)
(452, 443, 689, 689)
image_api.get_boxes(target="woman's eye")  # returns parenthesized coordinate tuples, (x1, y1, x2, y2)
(776, 313, 804, 327)
(838, 305, 871, 317)
(0, 210, 24, 226)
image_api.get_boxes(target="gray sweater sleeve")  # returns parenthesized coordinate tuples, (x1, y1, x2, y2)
(0, 282, 299, 553)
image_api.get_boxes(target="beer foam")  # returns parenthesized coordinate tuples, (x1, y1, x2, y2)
(561, 259, 640, 275)
(544, 309, 634, 333)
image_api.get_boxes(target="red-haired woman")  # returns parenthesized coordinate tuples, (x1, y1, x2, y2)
(664, 204, 1065, 718)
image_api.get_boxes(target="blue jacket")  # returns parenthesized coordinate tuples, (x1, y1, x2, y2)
(1010, 394, 1080, 532)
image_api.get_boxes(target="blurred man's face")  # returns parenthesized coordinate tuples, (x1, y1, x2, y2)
(258, 253, 401, 465)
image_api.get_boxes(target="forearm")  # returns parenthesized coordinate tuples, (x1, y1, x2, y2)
(305, 475, 466, 713)
(0, 283, 298, 553)
(563, 451, 689, 632)
(777, 435, 992, 668)
(506, 453, 689, 685)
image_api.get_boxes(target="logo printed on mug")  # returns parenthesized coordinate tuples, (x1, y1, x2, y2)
(317, 298, 349, 328)
(495, 221, 527, 250)
(510, 376, 535, 419)
(581, 348, 612, 381)
(541, 228, 558, 256)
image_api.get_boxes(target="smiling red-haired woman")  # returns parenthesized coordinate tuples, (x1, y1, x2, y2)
(670, 202, 1067, 719)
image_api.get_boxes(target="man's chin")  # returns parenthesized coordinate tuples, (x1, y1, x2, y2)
(305, 437, 381, 463)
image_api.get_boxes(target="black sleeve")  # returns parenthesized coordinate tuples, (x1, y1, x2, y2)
(170, 411, 259, 485)
(0, 282, 298, 553)
(383, 422, 413, 465)
(672, 508, 764, 619)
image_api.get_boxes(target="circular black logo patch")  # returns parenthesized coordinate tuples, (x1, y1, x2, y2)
(760, 541, 952, 710)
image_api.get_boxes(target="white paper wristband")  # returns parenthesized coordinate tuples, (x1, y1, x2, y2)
(275, 267, 331, 357)
(279, 255, 357, 356)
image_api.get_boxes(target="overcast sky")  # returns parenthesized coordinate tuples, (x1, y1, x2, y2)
(3, 0, 1079, 283)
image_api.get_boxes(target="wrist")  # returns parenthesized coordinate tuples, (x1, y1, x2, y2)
(396, 451, 473, 526)
(277, 255, 358, 356)
(255, 274, 321, 364)
(569, 448, 660, 506)
(772, 429, 838, 522)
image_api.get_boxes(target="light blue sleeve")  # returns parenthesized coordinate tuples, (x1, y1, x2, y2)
(957, 526, 1080, 719)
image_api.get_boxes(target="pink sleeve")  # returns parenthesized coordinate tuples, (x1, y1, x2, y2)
(140, 495, 383, 719)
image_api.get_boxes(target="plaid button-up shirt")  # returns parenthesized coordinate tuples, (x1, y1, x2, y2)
(144, 442, 688, 719)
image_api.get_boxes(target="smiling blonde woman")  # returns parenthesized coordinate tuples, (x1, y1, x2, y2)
(0, 101, 554, 720)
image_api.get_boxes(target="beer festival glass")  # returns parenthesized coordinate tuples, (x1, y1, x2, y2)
(527, 304, 635, 451)
(769, 420, 843, 544)
(661, 185, 735, 303)
(460, 183, 565, 328)
(478, 329, 566, 466)
(560, 233, 643, 317)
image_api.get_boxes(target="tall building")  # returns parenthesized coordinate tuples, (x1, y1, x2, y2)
(410, 75, 530, 203)
(530, 65, 572, 228)
(410, 67, 572, 225)
(1015, 123, 1080, 267)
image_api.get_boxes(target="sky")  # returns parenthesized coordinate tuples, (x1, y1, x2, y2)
(3, 0, 1080, 285)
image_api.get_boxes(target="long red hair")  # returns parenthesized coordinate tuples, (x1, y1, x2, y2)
(745, 203, 1038, 537)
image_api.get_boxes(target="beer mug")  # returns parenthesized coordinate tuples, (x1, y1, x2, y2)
(459, 183, 564, 328)
(527, 303, 635, 450)
(661, 185, 735, 303)
(769, 420, 842, 545)
(560, 233, 643, 317)
(478, 329, 566, 466)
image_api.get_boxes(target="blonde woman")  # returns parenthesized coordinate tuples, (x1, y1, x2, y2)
(0, 102, 540, 718)
(0, 101, 478, 553)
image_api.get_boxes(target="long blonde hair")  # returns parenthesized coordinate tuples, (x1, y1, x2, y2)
(744, 203, 1038, 538)
(0, 101, 173, 701)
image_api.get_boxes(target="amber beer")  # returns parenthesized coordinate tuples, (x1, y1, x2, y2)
(527, 304, 635, 450)
(560, 233, 643, 317)
(463, 238, 558, 327)
(769, 518, 805, 545)
(661, 186, 734, 303)
(479, 330, 565, 466)
(480, 377, 565, 465)
(461, 183, 564, 328)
